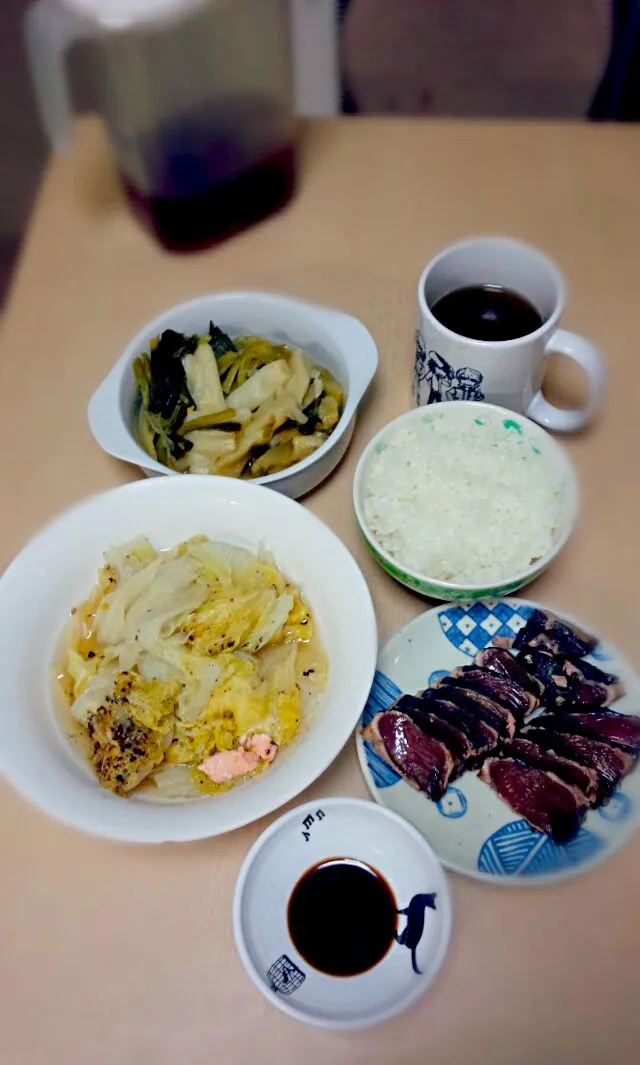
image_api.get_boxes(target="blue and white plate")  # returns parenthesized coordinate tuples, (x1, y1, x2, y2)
(355, 598, 640, 885)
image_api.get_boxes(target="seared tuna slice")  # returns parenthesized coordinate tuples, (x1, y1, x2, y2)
(362, 712, 454, 800)
(501, 737, 599, 804)
(479, 757, 589, 842)
(520, 726, 635, 803)
(471, 646, 543, 700)
(533, 712, 640, 756)
(438, 669, 535, 717)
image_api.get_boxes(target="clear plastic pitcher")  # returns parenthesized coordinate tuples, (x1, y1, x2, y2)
(26, 0, 298, 250)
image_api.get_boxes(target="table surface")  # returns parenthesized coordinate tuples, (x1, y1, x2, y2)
(1, 118, 639, 1065)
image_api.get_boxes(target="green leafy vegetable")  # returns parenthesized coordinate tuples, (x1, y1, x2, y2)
(133, 355, 151, 409)
(208, 321, 237, 359)
(148, 330, 197, 421)
(298, 397, 322, 434)
(144, 330, 199, 465)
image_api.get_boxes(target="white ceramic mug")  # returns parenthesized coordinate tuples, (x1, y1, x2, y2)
(414, 236, 606, 431)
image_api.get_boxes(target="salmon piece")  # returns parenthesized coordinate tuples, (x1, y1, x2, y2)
(245, 733, 278, 762)
(199, 747, 260, 783)
(198, 733, 279, 784)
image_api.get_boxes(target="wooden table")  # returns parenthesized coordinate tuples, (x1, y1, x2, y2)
(1, 119, 639, 1065)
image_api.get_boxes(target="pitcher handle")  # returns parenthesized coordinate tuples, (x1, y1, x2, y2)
(24, 0, 88, 150)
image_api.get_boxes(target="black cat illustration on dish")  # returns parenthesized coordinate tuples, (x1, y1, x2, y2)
(395, 892, 438, 974)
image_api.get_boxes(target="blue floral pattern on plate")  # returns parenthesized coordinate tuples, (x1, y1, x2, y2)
(361, 671, 402, 788)
(438, 601, 533, 657)
(598, 791, 632, 822)
(589, 644, 613, 662)
(477, 819, 604, 877)
(436, 787, 468, 819)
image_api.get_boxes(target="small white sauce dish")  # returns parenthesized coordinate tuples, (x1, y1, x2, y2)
(233, 797, 452, 1029)
(88, 291, 378, 499)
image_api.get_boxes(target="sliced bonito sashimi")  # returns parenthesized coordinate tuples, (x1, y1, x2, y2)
(471, 646, 543, 700)
(500, 738, 600, 804)
(479, 757, 589, 843)
(362, 711, 455, 801)
(437, 668, 536, 717)
(390, 694, 472, 764)
(427, 683, 517, 738)
(403, 690, 499, 761)
(532, 712, 640, 756)
(519, 726, 634, 804)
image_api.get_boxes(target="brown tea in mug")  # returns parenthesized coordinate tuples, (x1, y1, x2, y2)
(430, 284, 543, 342)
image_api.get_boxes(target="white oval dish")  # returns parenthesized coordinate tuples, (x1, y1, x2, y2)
(88, 291, 378, 499)
(0, 476, 377, 842)
(353, 401, 580, 601)
(355, 599, 640, 884)
(233, 797, 452, 1029)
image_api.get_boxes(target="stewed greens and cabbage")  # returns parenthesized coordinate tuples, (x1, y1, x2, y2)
(134, 324, 345, 477)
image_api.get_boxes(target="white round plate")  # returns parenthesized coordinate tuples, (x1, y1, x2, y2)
(233, 798, 452, 1029)
(355, 598, 640, 884)
(0, 476, 377, 842)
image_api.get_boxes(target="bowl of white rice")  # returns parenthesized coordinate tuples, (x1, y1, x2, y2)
(353, 401, 579, 601)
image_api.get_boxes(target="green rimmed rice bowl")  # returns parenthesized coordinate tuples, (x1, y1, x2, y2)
(352, 401, 579, 601)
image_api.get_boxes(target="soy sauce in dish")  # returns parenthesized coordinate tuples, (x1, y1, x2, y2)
(287, 858, 397, 977)
(430, 284, 543, 341)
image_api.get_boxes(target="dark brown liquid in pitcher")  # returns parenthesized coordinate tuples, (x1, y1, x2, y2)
(121, 98, 296, 253)
(431, 284, 543, 341)
(287, 858, 397, 977)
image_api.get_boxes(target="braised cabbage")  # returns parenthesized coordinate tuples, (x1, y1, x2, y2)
(57, 537, 327, 799)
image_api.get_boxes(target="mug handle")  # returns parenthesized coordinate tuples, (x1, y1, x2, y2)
(526, 328, 606, 433)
